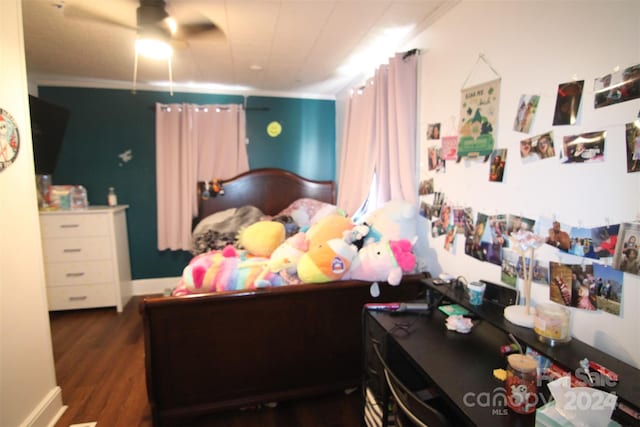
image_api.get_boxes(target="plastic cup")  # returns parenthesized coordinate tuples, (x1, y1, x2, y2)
(467, 282, 486, 306)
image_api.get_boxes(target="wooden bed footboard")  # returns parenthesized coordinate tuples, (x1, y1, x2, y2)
(140, 274, 427, 426)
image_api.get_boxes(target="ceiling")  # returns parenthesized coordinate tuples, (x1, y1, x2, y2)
(22, 0, 457, 98)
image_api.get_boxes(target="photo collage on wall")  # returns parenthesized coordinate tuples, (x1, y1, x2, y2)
(418, 62, 640, 200)
(418, 191, 639, 317)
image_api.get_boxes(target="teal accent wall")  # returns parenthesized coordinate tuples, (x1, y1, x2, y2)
(245, 96, 335, 181)
(38, 87, 336, 279)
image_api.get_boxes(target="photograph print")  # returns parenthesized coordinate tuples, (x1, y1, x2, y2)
(553, 80, 584, 126)
(519, 132, 556, 162)
(594, 63, 640, 109)
(488, 148, 507, 182)
(592, 264, 623, 316)
(513, 94, 540, 133)
(427, 122, 441, 140)
(590, 224, 620, 260)
(625, 120, 640, 173)
(562, 131, 606, 164)
(613, 222, 640, 275)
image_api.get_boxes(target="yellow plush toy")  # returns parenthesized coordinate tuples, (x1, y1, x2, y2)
(238, 220, 286, 257)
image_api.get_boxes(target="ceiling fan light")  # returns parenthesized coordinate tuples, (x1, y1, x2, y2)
(136, 37, 173, 60)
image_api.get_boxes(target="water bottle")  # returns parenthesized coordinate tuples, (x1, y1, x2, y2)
(108, 187, 118, 206)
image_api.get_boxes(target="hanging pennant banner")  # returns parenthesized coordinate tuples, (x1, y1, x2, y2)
(457, 78, 501, 162)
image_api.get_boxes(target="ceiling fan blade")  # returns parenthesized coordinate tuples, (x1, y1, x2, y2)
(63, 3, 137, 32)
(173, 16, 224, 41)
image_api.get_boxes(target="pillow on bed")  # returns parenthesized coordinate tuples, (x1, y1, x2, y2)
(192, 205, 265, 255)
(274, 198, 339, 228)
(193, 207, 237, 236)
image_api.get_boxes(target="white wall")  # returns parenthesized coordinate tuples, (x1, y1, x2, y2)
(400, 0, 639, 367)
(0, 1, 64, 426)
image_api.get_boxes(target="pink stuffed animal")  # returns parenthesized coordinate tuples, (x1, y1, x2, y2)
(342, 238, 416, 296)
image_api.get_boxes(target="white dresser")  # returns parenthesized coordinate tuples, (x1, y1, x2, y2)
(39, 206, 132, 312)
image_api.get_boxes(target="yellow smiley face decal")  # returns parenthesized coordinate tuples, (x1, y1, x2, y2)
(267, 121, 282, 137)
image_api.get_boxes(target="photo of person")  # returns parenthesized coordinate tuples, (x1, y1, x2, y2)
(549, 262, 572, 306)
(553, 80, 584, 126)
(594, 63, 640, 109)
(568, 227, 592, 257)
(465, 212, 488, 262)
(453, 206, 474, 236)
(515, 257, 549, 284)
(590, 224, 619, 259)
(513, 94, 540, 133)
(592, 264, 623, 316)
(532, 132, 556, 159)
(444, 224, 456, 251)
(624, 120, 640, 173)
(543, 219, 571, 252)
(506, 214, 536, 236)
(562, 131, 606, 163)
(488, 149, 506, 182)
(418, 177, 434, 195)
(428, 146, 445, 172)
(519, 137, 538, 161)
(427, 123, 441, 140)
(482, 214, 507, 247)
(550, 262, 596, 310)
(612, 222, 640, 275)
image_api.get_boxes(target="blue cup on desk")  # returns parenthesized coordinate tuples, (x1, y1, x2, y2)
(467, 282, 486, 306)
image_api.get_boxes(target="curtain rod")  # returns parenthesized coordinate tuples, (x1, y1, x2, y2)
(149, 105, 269, 112)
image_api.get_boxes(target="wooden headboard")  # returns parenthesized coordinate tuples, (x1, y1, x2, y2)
(196, 168, 336, 221)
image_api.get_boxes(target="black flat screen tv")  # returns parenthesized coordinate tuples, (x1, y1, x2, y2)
(28, 95, 70, 175)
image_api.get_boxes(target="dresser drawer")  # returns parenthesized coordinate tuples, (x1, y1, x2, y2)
(47, 284, 116, 311)
(40, 214, 109, 238)
(42, 236, 112, 262)
(44, 260, 115, 287)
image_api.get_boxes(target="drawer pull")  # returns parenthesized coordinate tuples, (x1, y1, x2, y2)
(68, 296, 88, 301)
(66, 272, 85, 277)
(60, 224, 80, 228)
(63, 248, 82, 253)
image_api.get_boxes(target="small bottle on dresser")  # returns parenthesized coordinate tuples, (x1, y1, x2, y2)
(107, 187, 118, 206)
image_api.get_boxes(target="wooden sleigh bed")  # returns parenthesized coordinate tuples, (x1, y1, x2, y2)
(139, 168, 427, 426)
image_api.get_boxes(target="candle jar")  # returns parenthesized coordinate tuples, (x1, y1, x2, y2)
(506, 354, 538, 414)
(534, 303, 571, 346)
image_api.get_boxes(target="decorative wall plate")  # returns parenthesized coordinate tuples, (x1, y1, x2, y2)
(0, 108, 20, 172)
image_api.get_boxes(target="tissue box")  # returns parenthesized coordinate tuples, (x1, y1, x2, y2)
(535, 401, 621, 427)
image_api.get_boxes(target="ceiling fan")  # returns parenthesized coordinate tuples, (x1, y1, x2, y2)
(62, 0, 223, 94)
(63, 0, 224, 52)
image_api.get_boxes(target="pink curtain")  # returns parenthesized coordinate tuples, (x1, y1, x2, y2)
(337, 51, 418, 216)
(156, 103, 248, 251)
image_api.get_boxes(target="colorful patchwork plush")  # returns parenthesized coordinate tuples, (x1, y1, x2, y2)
(174, 245, 284, 295)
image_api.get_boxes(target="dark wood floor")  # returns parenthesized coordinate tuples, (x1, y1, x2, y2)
(50, 296, 363, 427)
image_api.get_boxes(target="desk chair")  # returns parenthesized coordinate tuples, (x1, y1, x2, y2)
(373, 343, 451, 427)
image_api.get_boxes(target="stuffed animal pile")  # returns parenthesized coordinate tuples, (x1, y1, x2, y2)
(173, 200, 421, 297)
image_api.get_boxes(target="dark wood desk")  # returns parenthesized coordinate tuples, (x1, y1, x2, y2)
(362, 280, 640, 427)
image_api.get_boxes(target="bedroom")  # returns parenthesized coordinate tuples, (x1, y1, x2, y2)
(2, 1, 639, 426)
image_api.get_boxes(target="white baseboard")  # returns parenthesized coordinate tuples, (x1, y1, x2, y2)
(131, 276, 181, 296)
(19, 386, 65, 427)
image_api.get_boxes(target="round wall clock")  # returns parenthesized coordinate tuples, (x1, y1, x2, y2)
(266, 121, 282, 137)
(0, 108, 20, 172)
